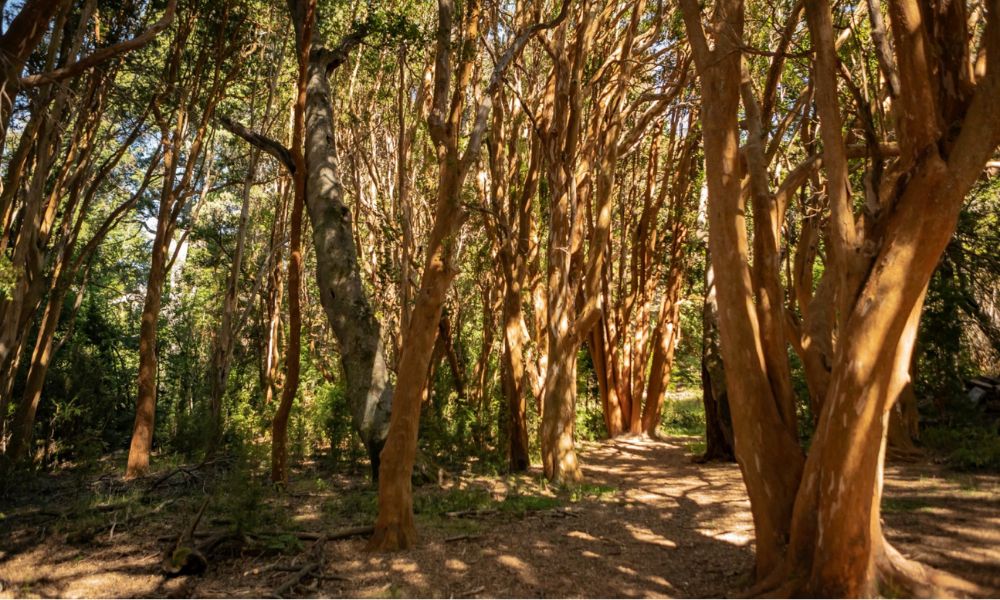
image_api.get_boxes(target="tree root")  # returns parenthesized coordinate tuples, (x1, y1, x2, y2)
(740, 539, 987, 599)
(877, 540, 986, 598)
(367, 522, 417, 551)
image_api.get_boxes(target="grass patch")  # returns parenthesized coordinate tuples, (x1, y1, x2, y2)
(499, 493, 561, 513)
(322, 489, 378, 523)
(685, 440, 707, 456)
(882, 497, 934, 513)
(661, 391, 706, 437)
(568, 483, 617, 502)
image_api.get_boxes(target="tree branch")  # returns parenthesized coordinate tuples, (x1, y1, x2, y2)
(219, 115, 295, 174)
(19, 0, 177, 88)
(312, 21, 371, 73)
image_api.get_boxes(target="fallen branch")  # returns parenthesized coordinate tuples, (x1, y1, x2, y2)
(162, 498, 210, 576)
(457, 585, 486, 597)
(273, 533, 328, 598)
(260, 525, 374, 541)
(445, 509, 497, 519)
(273, 561, 319, 597)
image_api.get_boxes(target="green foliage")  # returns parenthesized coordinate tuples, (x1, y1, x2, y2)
(881, 497, 934, 513)
(410, 486, 565, 518)
(568, 483, 617, 503)
(322, 383, 365, 465)
(575, 347, 607, 441)
(923, 424, 1000, 472)
(659, 392, 705, 437)
(0, 254, 16, 299)
(413, 487, 494, 516)
(323, 489, 378, 524)
(916, 178, 1000, 407)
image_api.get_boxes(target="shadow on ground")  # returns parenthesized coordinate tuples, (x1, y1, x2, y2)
(0, 439, 997, 598)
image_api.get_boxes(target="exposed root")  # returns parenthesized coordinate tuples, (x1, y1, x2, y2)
(740, 562, 798, 598)
(877, 540, 987, 598)
(366, 522, 417, 552)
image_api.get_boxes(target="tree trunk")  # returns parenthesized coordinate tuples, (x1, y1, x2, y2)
(501, 275, 530, 471)
(126, 210, 169, 479)
(271, 0, 316, 486)
(541, 336, 581, 482)
(370, 162, 467, 549)
(7, 280, 71, 462)
(589, 319, 624, 438)
(698, 259, 734, 462)
(640, 224, 687, 437)
(681, 0, 805, 577)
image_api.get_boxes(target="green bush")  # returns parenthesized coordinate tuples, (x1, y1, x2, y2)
(922, 423, 1000, 471)
(660, 393, 705, 436)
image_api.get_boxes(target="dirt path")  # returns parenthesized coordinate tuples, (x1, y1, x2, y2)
(1, 437, 998, 598)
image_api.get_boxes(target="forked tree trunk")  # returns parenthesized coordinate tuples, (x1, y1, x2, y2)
(683, 0, 1000, 594)
(302, 45, 394, 475)
(223, 19, 396, 479)
(681, 0, 805, 576)
(539, 158, 585, 482)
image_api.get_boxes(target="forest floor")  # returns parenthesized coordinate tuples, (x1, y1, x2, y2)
(1, 435, 999, 598)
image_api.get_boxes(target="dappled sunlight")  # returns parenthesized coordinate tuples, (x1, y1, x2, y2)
(444, 558, 468, 572)
(2, 438, 997, 597)
(496, 555, 539, 587)
(624, 523, 678, 549)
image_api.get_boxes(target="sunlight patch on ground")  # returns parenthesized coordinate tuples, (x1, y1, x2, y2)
(624, 523, 679, 549)
(496, 554, 538, 586)
(712, 529, 752, 545)
(444, 558, 468, 572)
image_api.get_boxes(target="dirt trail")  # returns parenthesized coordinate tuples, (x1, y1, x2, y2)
(1, 437, 998, 598)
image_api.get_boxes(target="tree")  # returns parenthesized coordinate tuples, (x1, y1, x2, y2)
(682, 0, 1000, 594)
(126, 2, 242, 479)
(371, 0, 567, 549)
(222, 9, 396, 482)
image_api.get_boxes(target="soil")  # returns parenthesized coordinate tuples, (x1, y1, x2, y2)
(1, 436, 998, 598)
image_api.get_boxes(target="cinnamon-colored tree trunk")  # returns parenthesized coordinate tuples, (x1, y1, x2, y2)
(371, 0, 568, 549)
(683, 0, 1000, 594)
(126, 11, 236, 479)
(270, 0, 316, 485)
(680, 0, 805, 577)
